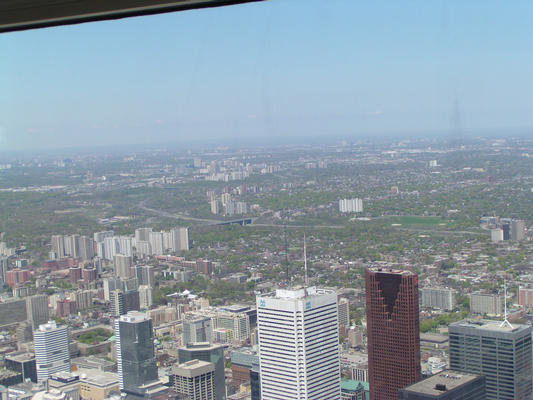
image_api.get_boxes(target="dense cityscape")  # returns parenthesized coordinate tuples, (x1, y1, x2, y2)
(0, 137, 530, 399)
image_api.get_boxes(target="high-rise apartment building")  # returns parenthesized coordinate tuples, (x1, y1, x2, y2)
(517, 286, 533, 308)
(469, 292, 502, 316)
(511, 219, 526, 241)
(449, 319, 532, 400)
(338, 297, 350, 329)
(34, 321, 70, 382)
(110, 290, 140, 317)
(420, 287, 457, 311)
(149, 231, 165, 256)
(113, 254, 133, 279)
(134, 228, 152, 242)
(256, 287, 340, 400)
(134, 265, 155, 287)
(68, 267, 82, 284)
(26, 295, 50, 330)
(73, 290, 93, 310)
(138, 285, 153, 310)
(182, 315, 212, 345)
(339, 198, 363, 213)
(175, 227, 190, 251)
(365, 268, 420, 400)
(114, 311, 158, 397)
(0, 257, 8, 286)
(178, 342, 226, 400)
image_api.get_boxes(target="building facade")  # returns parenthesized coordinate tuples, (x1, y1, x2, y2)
(114, 311, 159, 397)
(182, 315, 212, 345)
(256, 287, 340, 400)
(420, 287, 456, 311)
(365, 268, 420, 400)
(449, 319, 532, 400)
(178, 342, 225, 400)
(171, 359, 215, 400)
(34, 321, 71, 382)
(469, 293, 502, 316)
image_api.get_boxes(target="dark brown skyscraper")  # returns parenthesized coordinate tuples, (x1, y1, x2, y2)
(365, 268, 421, 400)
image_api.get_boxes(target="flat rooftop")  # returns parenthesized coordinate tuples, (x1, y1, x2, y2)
(367, 267, 415, 275)
(119, 311, 149, 323)
(450, 319, 531, 334)
(401, 370, 482, 396)
(5, 352, 35, 362)
(260, 286, 336, 300)
(77, 369, 119, 387)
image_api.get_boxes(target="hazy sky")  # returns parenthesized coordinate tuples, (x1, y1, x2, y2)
(2, 0, 533, 150)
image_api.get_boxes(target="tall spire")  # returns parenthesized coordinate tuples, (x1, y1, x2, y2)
(500, 281, 513, 329)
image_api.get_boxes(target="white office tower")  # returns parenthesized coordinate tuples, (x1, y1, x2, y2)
(257, 287, 340, 400)
(34, 321, 70, 382)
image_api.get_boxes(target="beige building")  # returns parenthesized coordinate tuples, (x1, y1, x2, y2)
(470, 292, 502, 316)
(172, 359, 215, 400)
(77, 369, 119, 400)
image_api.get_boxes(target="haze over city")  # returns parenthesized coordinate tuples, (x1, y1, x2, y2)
(2, 0, 533, 151)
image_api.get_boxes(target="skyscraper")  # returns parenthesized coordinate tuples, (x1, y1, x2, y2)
(171, 359, 215, 400)
(34, 321, 70, 382)
(365, 268, 420, 400)
(114, 311, 159, 397)
(449, 319, 532, 399)
(178, 342, 225, 400)
(256, 287, 340, 400)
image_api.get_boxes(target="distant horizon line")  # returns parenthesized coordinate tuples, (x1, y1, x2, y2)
(1, 128, 532, 158)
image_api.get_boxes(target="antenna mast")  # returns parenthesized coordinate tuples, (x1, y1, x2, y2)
(500, 281, 513, 329)
(303, 233, 308, 287)
(284, 225, 289, 282)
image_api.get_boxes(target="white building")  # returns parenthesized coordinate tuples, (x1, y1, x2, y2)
(34, 321, 70, 382)
(149, 231, 165, 256)
(139, 285, 153, 310)
(256, 287, 340, 400)
(491, 228, 504, 243)
(210, 199, 219, 215)
(339, 198, 363, 213)
(420, 287, 457, 311)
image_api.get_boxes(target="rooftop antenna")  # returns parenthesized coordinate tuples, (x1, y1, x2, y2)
(284, 225, 289, 281)
(303, 233, 309, 287)
(500, 281, 513, 329)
